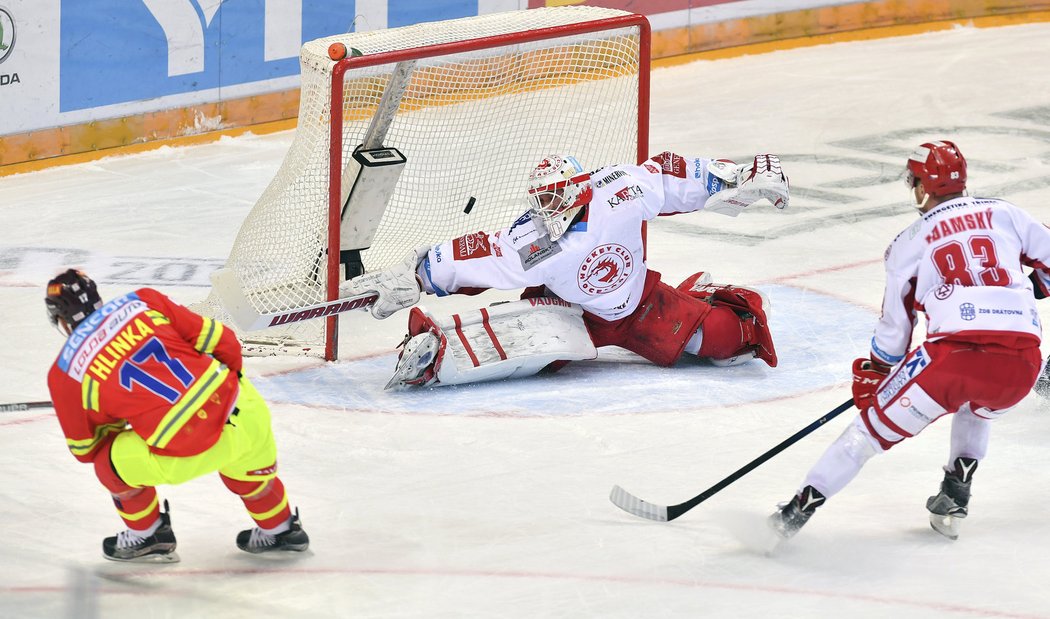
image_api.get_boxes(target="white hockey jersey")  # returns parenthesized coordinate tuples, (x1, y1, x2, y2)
(871, 196, 1050, 366)
(417, 153, 729, 321)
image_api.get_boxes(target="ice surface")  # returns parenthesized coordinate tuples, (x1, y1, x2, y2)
(2, 22, 1050, 618)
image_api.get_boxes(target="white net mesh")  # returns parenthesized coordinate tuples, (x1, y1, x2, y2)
(198, 6, 645, 357)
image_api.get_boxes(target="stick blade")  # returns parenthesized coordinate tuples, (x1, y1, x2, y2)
(209, 268, 269, 331)
(609, 485, 669, 522)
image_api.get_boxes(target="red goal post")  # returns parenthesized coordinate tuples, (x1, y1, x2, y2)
(202, 7, 651, 360)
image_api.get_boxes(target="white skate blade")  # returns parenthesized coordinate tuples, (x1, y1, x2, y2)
(103, 550, 181, 564)
(929, 513, 961, 540)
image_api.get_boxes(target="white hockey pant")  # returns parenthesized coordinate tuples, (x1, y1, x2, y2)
(801, 415, 884, 499)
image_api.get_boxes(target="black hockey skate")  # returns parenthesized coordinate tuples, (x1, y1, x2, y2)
(926, 457, 978, 540)
(236, 508, 310, 554)
(768, 486, 826, 540)
(102, 500, 179, 563)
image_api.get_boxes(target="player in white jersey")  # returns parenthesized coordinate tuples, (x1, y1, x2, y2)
(769, 141, 1048, 542)
(341, 152, 790, 389)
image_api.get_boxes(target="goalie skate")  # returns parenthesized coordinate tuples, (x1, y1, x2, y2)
(387, 331, 442, 390)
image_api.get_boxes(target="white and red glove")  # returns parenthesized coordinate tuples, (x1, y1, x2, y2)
(704, 154, 789, 216)
(851, 357, 891, 412)
(339, 246, 427, 320)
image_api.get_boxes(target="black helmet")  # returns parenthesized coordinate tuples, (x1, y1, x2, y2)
(45, 269, 103, 335)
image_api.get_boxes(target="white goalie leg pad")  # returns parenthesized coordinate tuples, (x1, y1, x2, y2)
(389, 298, 597, 388)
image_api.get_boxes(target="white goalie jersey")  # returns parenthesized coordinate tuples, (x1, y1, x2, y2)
(872, 196, 1050, 367)
(416, 153, 746, 321)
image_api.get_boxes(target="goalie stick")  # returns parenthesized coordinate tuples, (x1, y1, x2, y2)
(609, 398, 855, 522)
(0, 401, 53, 414)
(210, 267, 379, 332)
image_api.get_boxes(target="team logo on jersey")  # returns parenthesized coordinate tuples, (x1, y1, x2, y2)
(0, 8, 15, 65)
(960, 302, 976, 321)
(578, 244, 633, 295)
(452, 231, 491, 260)
(934, 283, 954, 300)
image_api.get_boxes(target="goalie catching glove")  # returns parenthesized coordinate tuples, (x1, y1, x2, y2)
(338, 246, 428, 320)
(704, 154, 790, 217)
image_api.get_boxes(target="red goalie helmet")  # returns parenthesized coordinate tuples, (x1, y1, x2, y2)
(905, 140, 967, 197)
(526, 154, 592, 241)
(45, 269, 103, 335)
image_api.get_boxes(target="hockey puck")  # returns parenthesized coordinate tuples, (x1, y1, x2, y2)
(463, 196, 476, 214)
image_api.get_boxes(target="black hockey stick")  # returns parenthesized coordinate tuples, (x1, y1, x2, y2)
(0, 401, 53, 414)
(610, 397, 855, 522)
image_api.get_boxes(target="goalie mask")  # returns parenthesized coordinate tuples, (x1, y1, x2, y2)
(526, 155, 592, 241)
(45, 269, 103, 336)
(905, 140, 967, 199)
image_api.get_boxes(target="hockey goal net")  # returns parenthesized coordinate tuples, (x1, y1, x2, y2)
(199, 6, 650, 360)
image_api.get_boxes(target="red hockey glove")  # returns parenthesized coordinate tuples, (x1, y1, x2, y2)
(851, 358, 890, 412)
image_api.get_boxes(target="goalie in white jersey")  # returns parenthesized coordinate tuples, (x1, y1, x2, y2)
(770, 140, 1049, 542)
(341, 151, 791, 389)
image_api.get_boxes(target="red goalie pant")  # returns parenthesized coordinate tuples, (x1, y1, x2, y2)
(861, 338, 1041, 450)
(582, 270, 712, 367)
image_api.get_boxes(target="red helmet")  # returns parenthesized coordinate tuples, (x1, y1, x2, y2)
(905, 140, 966, 197)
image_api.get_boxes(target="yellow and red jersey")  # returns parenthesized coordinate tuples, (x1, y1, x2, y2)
(47, 288, 243, 462)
